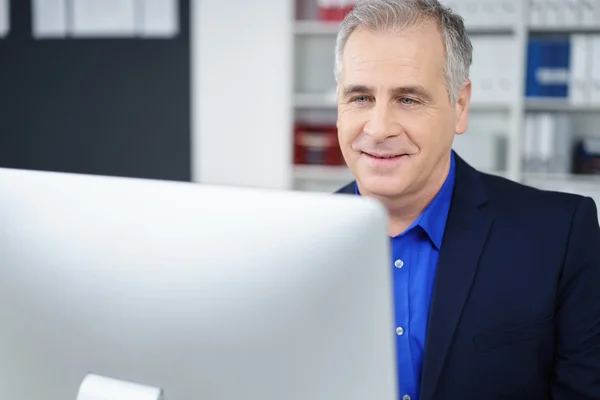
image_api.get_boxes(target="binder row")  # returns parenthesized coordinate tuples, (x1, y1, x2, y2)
(523, 113, 572, 175)
(526, 35, 600, 105)
(316, 0, 355, 22)
(524, 113, 600, 176)
(530, 0, 600, 28)
(440, 0, 519, 29)
(441, 0, 600, 29)
(0, 0, 178, 39)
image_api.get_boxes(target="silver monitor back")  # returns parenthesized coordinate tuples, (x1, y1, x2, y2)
(0, 168, 397, 400)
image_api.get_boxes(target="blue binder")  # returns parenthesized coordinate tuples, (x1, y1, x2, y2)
(526, 37, 570, 98)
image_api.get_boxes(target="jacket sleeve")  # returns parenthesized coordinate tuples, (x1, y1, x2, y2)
(551, 196, 600, 400)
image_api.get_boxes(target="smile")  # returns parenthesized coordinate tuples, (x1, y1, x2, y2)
(362, 152, 405, 159)
(371, 154, 400, 159)
(360, 152, 408, 168)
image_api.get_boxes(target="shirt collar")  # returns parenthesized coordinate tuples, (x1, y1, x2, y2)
(354, 151, 456, 249)
(417, 152, 456, 249)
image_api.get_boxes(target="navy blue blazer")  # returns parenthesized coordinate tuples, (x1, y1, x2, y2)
(336, 154, 600, 400)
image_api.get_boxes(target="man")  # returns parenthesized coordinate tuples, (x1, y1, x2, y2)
(333, 1, 600, 399)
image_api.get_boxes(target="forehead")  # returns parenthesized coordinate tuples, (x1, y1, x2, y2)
(341, 22, 446, 86)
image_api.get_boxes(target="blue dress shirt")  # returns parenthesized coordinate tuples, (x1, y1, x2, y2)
(355, 152, 456, 400)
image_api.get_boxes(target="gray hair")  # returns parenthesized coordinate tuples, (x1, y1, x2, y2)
(334, 0, 473, 104)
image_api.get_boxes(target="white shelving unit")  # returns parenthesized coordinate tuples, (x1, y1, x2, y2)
(291, 0, 600, 198)
(294, 92, 337, 108)
(295, 20, 341, 35)
(524, 98, 600, 112)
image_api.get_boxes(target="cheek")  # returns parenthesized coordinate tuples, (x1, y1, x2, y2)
(403, 111, 452, 151)
(337, 110, 363, 147)
(397, 113, 429, 147)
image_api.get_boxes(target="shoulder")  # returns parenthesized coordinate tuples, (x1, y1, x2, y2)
(479, 172, 597, 226)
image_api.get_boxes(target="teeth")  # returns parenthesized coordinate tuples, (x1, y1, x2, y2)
(365, 153, 400, 159)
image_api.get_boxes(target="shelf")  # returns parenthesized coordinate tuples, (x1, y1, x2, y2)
(525, 99, 600, 112)
(295, 20, 514, 36)
(295, 21, 340, 35)
(523, 174, 600, 202)
(295, 21, 600, 37)
(529, 26, 600, 35)
(293, 164, 353, 182)
(464, 26, 515, 35)
(468, 102, 512, 112)
(524, 173, 600, 188)
(295, 93, 337, 108)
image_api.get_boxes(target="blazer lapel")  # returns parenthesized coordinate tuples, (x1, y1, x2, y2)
(419, 157, 494, 400)
(335, 181, 355, 195)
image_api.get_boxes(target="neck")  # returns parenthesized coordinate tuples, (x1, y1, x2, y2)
(380, 154, 452, 236)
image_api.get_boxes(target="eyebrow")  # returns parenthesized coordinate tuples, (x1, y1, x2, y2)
(342, 84, 433, 103)
(390, 85, 433, 103)
(342, 84, 374, 97)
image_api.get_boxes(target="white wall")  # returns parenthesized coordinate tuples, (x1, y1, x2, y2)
(191, 0, 294, 189)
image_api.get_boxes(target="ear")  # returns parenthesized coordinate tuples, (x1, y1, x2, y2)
(454, 79, 471, 135)
(335, 81, 341, 129)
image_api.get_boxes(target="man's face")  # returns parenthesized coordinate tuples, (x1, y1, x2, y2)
(337, 21, 470, 199)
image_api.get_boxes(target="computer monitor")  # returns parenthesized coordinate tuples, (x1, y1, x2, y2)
(0, 168, 397, 400)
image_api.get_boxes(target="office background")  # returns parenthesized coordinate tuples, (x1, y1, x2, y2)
(1, 0, 599, 207)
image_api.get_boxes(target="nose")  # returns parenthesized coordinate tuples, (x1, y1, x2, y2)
(363, 102, 401, 141)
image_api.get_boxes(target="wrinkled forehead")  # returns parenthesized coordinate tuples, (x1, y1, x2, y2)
(341, 22, 447, 89)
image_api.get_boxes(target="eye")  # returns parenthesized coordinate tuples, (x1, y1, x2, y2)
(350, 95, 371, 104)
(399, 97, 417, 105)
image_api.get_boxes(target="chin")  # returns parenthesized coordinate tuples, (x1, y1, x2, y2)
(357, 174, 410, 198)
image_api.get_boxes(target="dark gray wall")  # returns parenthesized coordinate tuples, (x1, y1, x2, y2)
(0, 0, 191, 181)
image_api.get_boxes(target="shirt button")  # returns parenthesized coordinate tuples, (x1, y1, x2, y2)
(394, 259, 404, 268)
(402, 395, 412, 400)
(396, 326, 405, 336)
